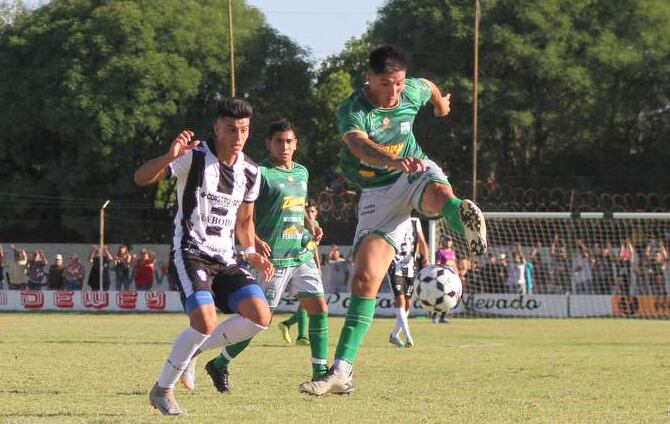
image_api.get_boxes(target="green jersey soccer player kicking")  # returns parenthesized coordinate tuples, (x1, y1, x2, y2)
(299, 44, 487, 396)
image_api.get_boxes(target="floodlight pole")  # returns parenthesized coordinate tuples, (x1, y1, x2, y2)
(472, 0, 480, 202)
(228, 0, 236, 97)
(99, 200, 110, 292)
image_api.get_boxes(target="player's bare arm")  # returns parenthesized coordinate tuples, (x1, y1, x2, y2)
(343, 131, 426, 174)
(134, 130, 200, 186)
(236, 202, 274, 281)
(421, 78, 451, 117)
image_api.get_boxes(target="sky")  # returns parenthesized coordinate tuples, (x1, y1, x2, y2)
(22, 0, 387, 64)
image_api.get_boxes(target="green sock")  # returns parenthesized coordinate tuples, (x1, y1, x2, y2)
(212, 338, 252, 370)
(308, 312, 329, 379)
(441, 197, 465, 235)
(283, 310, 299, 327)
(297, 307, 308, 339)
(334, 295, 376, 364)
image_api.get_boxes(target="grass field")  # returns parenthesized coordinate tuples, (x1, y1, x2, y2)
(0, 313, 668, 424)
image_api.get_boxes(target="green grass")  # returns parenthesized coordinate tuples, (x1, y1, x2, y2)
(0, 313, 668, 424)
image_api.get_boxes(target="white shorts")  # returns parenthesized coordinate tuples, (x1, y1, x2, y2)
(353, 159, 449, 253)
(263, 259, 324, 308)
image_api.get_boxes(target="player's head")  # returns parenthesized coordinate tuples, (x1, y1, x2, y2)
(265, 119, 298, 166)
(213, 97, 253, 155)
(305, 199, 319, 219)
(366, 44, 407, 108)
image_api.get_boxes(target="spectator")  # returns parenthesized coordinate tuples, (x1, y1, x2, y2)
(616, 238, 634, 295)
(529, 244, 550, 294)
(88, 245, 113, 291)
(0, 243, 4, 289)
(573, 240, 595, 294)
(47, 254, 65, 290)
(436, 235, 457, 267)
(26, 249, 47, 290)
(481, 253, 507, 293)
(591, 244, 615, 294)
(7, 245, 28, 289)
(636, 242, 655, 295)
(649, 241, 668, 296)
(525, 252, 534, 294)
(551, 235, 571, 293)
(155, 259, 169, 286)
(134, 249, 155, 291)
(327, 245, 345, 263)
(63, 254, 85, 290)
(114, 244, 134, 291)
(465, 259, 483, 293)
(457, 258, 472, 292)
(506, 245, 526, 294)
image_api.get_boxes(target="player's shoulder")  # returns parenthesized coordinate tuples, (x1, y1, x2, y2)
(292, 162, 309, 175)
(338, 86, 368, 115)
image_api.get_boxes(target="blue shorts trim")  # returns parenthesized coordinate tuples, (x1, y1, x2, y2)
(228, 284, 266, 313)
(185, 290, 215, 314)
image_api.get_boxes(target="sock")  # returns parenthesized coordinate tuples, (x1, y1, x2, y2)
(297, 307, 309, 340)
(441, 197, 465, 236)
(334, 295, 376, 365)
(157, 326, 209, 389)
(283, 310, 299, 327)
(308, 312, 329, 379)
(199, 315, 267, 352)
(391, 307, 403, 338)
(396, 306, 411, 341)
(212, 339, 252, 370)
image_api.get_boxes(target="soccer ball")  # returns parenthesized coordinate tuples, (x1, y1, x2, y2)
(415, 265, 462, 312)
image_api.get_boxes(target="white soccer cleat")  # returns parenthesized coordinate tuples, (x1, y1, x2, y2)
(459, 199, 487, 256)
(404, 336, 415, 348)
(179, 357, 197, 391)
(149, 383, 184, 416)
(298, 367, 354, 396)
(389, 334, 404, 348)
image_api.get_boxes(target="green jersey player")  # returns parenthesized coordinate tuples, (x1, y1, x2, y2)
(186, 120, 330, 392)
(300, 44, 487, 396)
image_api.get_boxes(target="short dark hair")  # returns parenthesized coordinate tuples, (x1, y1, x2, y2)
(216, 97, 253, 120)
(266, 119, 296, 139)
(306, 199, 319, 210)
(369, 44, 407, 74)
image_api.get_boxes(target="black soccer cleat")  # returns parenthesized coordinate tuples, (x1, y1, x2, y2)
(205, 359, 231, 393)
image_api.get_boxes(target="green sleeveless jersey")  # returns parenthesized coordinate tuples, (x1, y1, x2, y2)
(255, 159, 313, 267)
(336, 77, 433, 188)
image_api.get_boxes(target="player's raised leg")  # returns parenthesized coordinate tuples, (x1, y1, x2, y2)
(299, 235, 394, 395)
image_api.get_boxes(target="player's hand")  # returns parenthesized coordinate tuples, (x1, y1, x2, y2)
(312, 226, 323, 243)
(167, 130, 200, 161)
(256, 239, 272, 259)
(247, 253, 274, 283)
(390, 157, 426, 174)
(433, 93, 451, 117)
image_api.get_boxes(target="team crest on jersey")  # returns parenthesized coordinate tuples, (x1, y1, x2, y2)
(282, 225, 302, 240)
(400, 121, 411, 134)
(382, 117, 391, 129)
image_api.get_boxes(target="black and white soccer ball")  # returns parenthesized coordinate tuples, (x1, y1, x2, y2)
(415, 265, 462, 312)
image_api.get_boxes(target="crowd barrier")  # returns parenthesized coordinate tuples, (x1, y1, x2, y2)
(1, 290, 668, 318)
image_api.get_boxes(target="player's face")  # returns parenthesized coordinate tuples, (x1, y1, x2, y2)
(213, 117, 251, 156)
(367, 70, 406, 108)
(266, 129, 297, 166)
(306, 206, 318, 219)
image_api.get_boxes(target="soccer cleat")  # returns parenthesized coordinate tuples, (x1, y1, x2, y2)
(149, 383, 184, 416)
(298, 367, 354, 396)
(296, 337, 311, 346)
(205, 359, 231, 393)
(389, 334, 404, 348)
(278, 322, 292, 344)
(405, 337, 415, 348)
(179, 357, 197, 391)
(459, 199, 487, 256)
(439, 315, 450, 324)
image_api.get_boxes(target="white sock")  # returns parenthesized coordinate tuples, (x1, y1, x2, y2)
(391, 308, 403, 338)
(396, 307, 411, 341)
(333, 359, 353, 375)
(157, 326, 209, 389)
(199, 315, 267, 352)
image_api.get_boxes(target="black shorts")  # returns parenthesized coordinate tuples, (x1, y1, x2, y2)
(169, 250, 261, 314)
(387, 273, 416, 298)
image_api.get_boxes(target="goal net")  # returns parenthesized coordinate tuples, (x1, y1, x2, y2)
(427, 212, 670, 319)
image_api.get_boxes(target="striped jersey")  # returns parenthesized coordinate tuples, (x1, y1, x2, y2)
(254, 160, 312, 267)
(166, 138, 260, 265)
(336, 78, 433, 188)
(391, 217, 423, 278)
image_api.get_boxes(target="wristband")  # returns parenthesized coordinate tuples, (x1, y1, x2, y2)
(243, 246, 257, 256)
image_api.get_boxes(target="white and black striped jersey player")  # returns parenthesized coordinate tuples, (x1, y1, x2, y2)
(387, 216, 429, 348)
